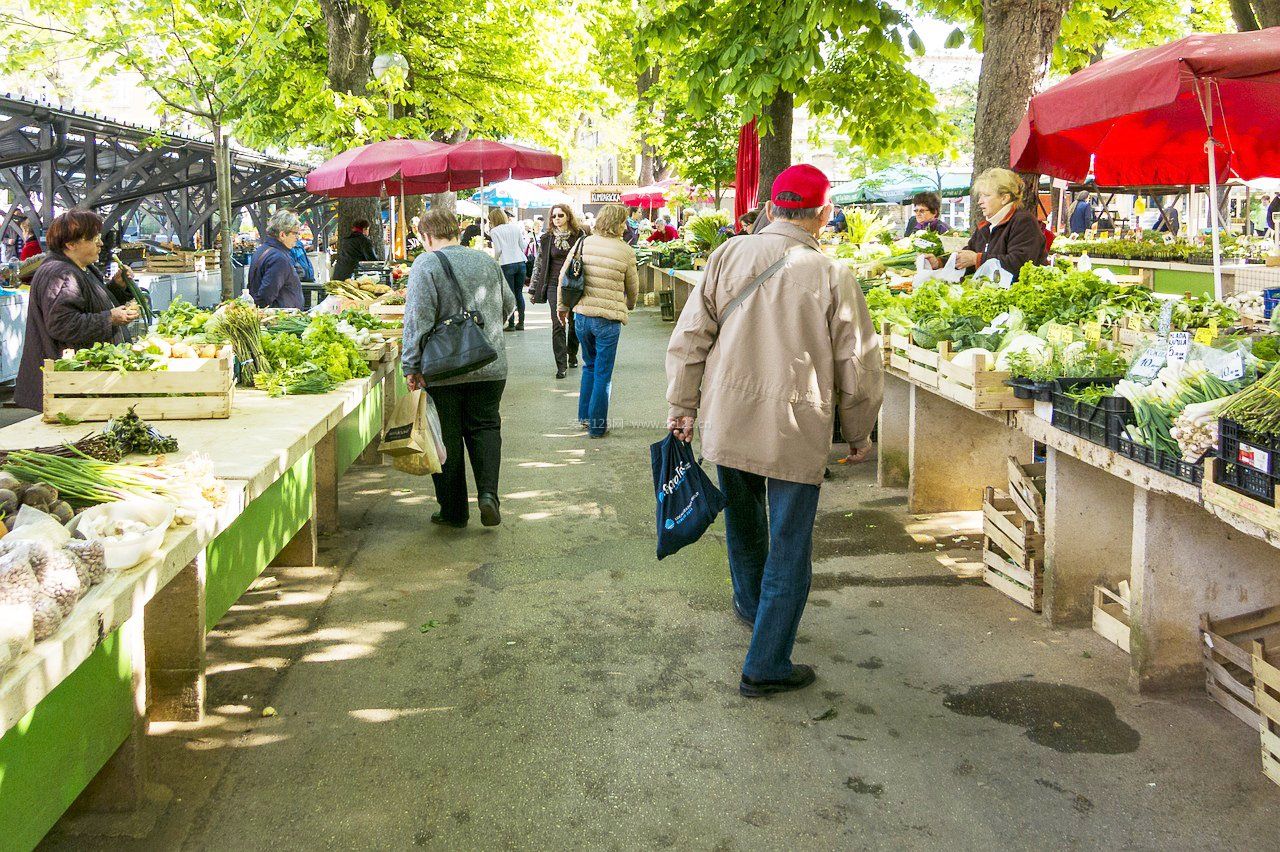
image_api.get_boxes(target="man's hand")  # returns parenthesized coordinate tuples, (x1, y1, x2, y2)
(954, 249, 980, 269)
(844, 443, 872, 465)
(668, 415, 696, 443)
(557, 310, 569, 324)
(406, 373, 426, 391)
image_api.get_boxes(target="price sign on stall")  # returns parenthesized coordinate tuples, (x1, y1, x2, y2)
(1131, 348, 1165, 380)
(1166, 331, 1191, 364)
(1194, 327, 1215, 346)
(1083, 322, 1103, 344)
(1214, 352, 1246, 382)
(1125, 314, 1144, 332)
(1045, 323, 1075, 348)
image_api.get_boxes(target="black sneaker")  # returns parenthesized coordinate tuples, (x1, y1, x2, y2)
(739, 664, 816, 698)
(431, 512, 466, 529)
(556, 369, 567, 379)
(568, 358, 579, 368)
(478, 493, 501, 527)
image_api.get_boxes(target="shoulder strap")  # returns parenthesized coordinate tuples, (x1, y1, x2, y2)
(718, 247, 800, 326)
(432, 250, 468, 313)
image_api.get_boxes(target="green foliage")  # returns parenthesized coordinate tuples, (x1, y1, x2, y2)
(640, 84, 740, 204)
(686, 211, 732, 251)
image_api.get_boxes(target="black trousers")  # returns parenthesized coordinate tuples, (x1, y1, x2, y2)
(547, 282, 578, 371)
(426, 380, 505, 523)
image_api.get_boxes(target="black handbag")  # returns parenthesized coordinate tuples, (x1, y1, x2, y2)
(560, 236, 586, 309)
(417, 250, 498, 382)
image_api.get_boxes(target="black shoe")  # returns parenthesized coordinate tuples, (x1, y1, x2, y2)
(568, 358, 578, 368)
(478, 493, 501, 527)
(504, 322, 516, 332)
(556, 369, 567, 379)
(733, 597, 754, 628)
(739, 664, 816, 698)
(515, 321, 525, 331)
(431, 512, 466, 529)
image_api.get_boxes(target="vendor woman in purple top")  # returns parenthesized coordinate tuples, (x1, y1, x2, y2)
(903, 192, 950, 237)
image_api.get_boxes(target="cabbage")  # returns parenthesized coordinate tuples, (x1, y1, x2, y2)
(952, 348, 995, 371)
(996, 334, 1051, 372)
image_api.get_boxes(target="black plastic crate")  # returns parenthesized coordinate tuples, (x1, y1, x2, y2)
(1213, 417, 1280, 506)
(1005, 378, 1055, 401)
(1115, 435, 1204, 485)
(1049, 379, 1128, 450)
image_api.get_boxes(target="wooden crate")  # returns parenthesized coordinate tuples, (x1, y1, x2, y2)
(883, 325, 939, 389)
(1253, 638, 1280, 788)
(1007, 457, 1046, 533)
(981, 487, 1044, 612)
(369, 303, 405, 321)
(1093, 584, 1132, 654)
(934, 343, 1031, 411)
(42, 354, 234, 422)
(1200, 606, 1280, 732)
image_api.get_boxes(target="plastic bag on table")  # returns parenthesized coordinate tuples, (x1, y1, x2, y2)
(972, 258, 1013, 289)
(6, 505, 71, 546)
(911, 252, 966, 289)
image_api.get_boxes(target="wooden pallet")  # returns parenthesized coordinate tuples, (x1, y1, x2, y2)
(1093, 584, 1132, 654)
(1007, 457, 1046, 533)
(981, 487, 1044, 611)
(42, 354, 234, 422)
(1254, 637, 1280, 789)
(1200, 606, 1280, 732)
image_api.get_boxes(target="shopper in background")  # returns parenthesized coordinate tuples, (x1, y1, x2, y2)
(925, 169, 1047, 282)
(332, 219, 378, 280)
(1066, 191, 1095, 235)
(402, 209, 516, 529)
(738, 209, 760, 234)
(647, 215, 679, 243)
(1266, 194, 1280, 235)
(18, 217, 41, 260)
(460, 216, 483, 248)
(15, 210, 139, 411)
(530, 203, 585, 378)
(665, 164, 883, 697)
(522, 219, 538, 280)
(488, 208, 529, 331)
(903, 193, 949, 237)
(289, 237, 315, 283)
(560, 203, 637, 438)
(624, 207, 640, 245)
(827, 205, 847, 233)
(1153, 198, 1181, 237)
(248, 209, 306, 309)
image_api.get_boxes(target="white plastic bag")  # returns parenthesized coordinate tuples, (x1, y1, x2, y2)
(6, 505, 71, 546)
(912, 252, 966, 289)
(391, 393, 446, 476)
(973, 258, 1013, 289)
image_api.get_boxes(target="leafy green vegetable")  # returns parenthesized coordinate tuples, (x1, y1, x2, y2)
(53, 342, 164, 373)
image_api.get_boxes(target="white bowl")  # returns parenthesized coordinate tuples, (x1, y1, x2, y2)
(67, 498, 175, 571)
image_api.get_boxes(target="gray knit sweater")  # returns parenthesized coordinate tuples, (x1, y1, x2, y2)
(402, 245, 516, 386)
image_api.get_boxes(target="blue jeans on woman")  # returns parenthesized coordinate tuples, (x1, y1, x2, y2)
(501, 262, 526, 328)
(717, 465, 822, 682)
(574, 313, 621, 437)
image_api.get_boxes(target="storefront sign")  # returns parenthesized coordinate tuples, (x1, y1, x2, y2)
(591, 192, 622, 203)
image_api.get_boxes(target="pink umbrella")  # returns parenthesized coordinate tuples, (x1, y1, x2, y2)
(621, 185, 668, 207)
(306, 139, 452, 197)
(400, 140, 563, 190)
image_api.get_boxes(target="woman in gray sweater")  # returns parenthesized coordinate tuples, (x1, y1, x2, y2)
(403, 209, 516, 528)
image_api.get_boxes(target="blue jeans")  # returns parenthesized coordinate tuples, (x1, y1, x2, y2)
(717, 465, 822, 682)
(501, 262, 526, 325)
(574, 314, 621, 436)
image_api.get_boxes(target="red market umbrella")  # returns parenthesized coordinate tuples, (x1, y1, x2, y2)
(305, 139, 451, 197)
(400, 140, 562, 190)
(621, 185, 668, 207)
(1010, 28, 1280, 295)
(734, 119, 760, 229)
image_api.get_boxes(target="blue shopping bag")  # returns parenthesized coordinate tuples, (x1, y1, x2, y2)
(651, 433, 727, 560)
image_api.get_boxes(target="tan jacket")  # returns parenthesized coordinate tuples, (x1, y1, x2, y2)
(665, 221, 884, 486)
(558, 234, 638, 323)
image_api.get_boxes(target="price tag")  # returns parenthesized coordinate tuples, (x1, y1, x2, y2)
(1125, 314, 1143, 332)
(1131, 348, 1165, 380)
(1158, 301, 1174, 337)
(1166, 331, 1191, 364)
(1045, 323, 1074, 348)
(1194, 327, 1215, 346)
(1083, 322, 1102, 343)
(1215, 351, 1245, 382)
(1209, 319, 1219, 339)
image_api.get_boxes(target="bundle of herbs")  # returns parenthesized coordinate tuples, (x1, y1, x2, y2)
(106, 407, 179, 455)
(209, 300, 266, 387)
(1217, 361, 1280, 437)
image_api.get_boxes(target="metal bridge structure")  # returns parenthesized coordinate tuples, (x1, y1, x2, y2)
(0, 93, 333, 248)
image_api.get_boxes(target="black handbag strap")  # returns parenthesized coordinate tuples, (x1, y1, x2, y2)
(432, 250, 471, 315)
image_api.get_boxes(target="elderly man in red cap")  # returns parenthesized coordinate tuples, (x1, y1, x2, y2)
(664, 164, 884, 697)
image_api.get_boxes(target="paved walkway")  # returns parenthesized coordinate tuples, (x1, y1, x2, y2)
(47, 307, 1277, 850)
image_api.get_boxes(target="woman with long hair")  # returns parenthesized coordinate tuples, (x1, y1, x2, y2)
(487, 207, 529, 331)
(530, 203, 585, 379)
(558, 203, 637, 438)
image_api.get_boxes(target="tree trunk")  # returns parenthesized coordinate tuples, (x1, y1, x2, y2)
(320, 0, 383, 261)
(637, 65, 659, 185)
(970, 0, 1071, 222)
(1254, 0, 1280, 27)
(1228, 0, 1260, 29)
(758, 90, 794, 205)
(212, 123, 235, 300)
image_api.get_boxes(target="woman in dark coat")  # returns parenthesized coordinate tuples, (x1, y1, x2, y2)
(925, 168, 1047, 282)
(15, 210, 138, 411)
(529, 204, 586, 379)
(331, 218, 378, 280)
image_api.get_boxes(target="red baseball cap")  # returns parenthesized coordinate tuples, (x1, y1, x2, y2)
(771, 164, 831, 208)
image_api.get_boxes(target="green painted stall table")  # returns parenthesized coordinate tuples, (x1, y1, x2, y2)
(0, 360, 402, 850)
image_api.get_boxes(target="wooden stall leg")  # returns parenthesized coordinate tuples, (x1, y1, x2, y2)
(1131, 489, 1280, 693)
(145, 556, 206, 722)
(314, 429, 340, 535)
(907, 385, 1032, 513)
(876, 372, 911, 489)
(1043, 448, 1134, 627)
